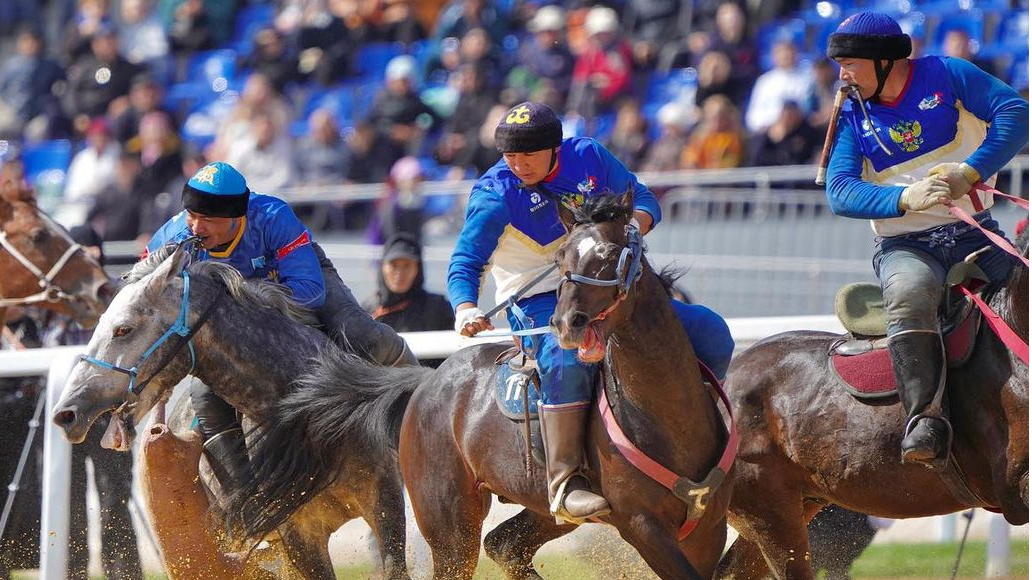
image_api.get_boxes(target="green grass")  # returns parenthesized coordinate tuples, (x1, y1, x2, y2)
(9, 540, 1028, 579)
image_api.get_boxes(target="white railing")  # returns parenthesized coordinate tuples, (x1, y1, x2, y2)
(0, 318, 1017, 578)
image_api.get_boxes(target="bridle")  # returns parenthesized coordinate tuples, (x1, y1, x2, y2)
(0, 210, 87, 308)
(559, 225, 645, 322)
(77, 265, 223, 414)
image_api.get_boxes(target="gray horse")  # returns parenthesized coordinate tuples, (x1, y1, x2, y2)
(52, 245, 412, 580)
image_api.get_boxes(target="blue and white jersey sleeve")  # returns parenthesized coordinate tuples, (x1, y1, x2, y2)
(260, 201, 325, 308)
(826, 121, 907, 220)
(447, 186, 511, 311)
(590, 140, 662, 226)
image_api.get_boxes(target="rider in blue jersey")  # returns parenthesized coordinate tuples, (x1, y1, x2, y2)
(147, 161, 417, 493)
(824, 13, 1028, 469)
(447, 102, 735, 524)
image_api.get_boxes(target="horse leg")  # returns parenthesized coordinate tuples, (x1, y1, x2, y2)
(357, 469, 411, 580)
(727, 494, 824, 580)
(483, 508, 576, 580)
(714, 534, 771, 580)
(278, 523, 336, 580)
(616, 517, 705, 580)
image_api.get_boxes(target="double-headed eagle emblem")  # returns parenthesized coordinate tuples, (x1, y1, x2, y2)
(889, 120, 923, 153)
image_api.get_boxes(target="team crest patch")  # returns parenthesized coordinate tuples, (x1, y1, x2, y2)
(918, 93, 943, 111)
(193, 164, 218, 186)
(889, 120, 924, 153)
(559, 192, 586, 209)
(577, 176, 597, 195)
(505, 104, 531, 124)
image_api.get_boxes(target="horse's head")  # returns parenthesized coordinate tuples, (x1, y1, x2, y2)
(53, 245, 198, 450)
(0, 181, 112, 326)
(552, 190, 644, 363)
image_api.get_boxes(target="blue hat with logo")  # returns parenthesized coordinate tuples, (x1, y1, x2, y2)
(495, 101, 563, 153)
(827, 12, 911, 61)
(181, 161, 250, 218)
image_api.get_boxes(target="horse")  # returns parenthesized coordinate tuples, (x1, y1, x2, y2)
(715, 228, 1029, 580)
(228, 192, 736, 580)
(0, 180, 110, 327)
(51, 245, 414, 580)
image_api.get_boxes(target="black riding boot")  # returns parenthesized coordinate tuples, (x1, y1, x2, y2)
(889, 331, 951, 470)
(190, 382, 251, 494)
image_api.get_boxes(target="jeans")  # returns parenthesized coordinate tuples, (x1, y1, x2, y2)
(874, 212, 1015, 336)
(508, 293, 734, 407)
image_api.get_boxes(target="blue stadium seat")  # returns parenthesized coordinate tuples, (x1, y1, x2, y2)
(231, 4, 276, 56)
(22, 140, 72, 190)
(166, 49, 238, 110)
(645, 69, 698, 106)
(1008, 53, 1029, 90)
(996, 10, 1029, 48)
(354, 43, 407, 81)
(933, 12, 984, 47)
(756, 18, 808, 70)
(590, 112, 618, 142)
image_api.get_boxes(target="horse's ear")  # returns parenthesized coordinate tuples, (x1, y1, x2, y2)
(557, 201, 577, 233)
(146, 245, 190, 292)
(622, 188, 634, 219)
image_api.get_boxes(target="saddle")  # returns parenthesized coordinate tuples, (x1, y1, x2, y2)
(828, 260, 988, 401)
(493, 346, 546, 468)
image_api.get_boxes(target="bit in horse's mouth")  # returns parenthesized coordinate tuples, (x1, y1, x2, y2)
(577, 321, 606, 363)
(101, 411, 134, 452)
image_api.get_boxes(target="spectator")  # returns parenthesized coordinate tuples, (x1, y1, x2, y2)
(604, 99, 650, 170)
(363, 233, 454, 367)
(166, 0, 212, 58)
(209, 72, 291, 161)
(147, 145, 204, 233)
(682, 94, 745, 169)
(225, 111, 296, 192)
(295, 108, 350, 185)
(157, 0, 234, 47)
(640, 101, 692, 172)
(435, 63, 497, 172)
(64, 117, 120, 204)
(434, 0, 506, 42)
(244, 27, 301, 94)
(130, 111, 182, 234)
(87, 151, 144, 241)
(511, 6, 575, 102)
(110, 74, 174, 146)
(568, 6, 635, 118)
(366, 55, 438, 167)
(662, 1, 757, 97)
(62, 0, 113, 67)
(626, 0, 681, 68)
(344, 121, 391, 184)
(65, 25, 143, 123)
(372, 0, 426, 45)
(458, 27, 500, 89)
(118, 0, 170, 79)
(941, 28, 996, 76)
(694, 49, 750, 110)
(0, 26, 66, 140)
(807, 57, 842, 135)
(748, 100, 817, 168)
(744, 40, 814, 133)
(369, 156, 427, 244)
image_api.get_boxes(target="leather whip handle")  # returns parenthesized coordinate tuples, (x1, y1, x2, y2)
(815, 86, 851, 186)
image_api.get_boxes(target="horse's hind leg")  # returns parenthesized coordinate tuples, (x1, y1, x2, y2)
(279, 523, 336, 580)
(357, 467, 411, 580)
(484, 508, 576, 580)
(714, 535, 771, 580)
(723, 491, 823, 580)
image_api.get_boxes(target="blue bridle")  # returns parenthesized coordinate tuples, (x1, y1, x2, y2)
(78, 269, 219, 399)
(562, 226, 644, 296)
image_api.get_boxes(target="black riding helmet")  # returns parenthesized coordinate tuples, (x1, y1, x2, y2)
(495, 101, 563, 178)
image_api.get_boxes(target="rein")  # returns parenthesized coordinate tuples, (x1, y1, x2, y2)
(0, 226, 85, 308)
(78, 270, 223, 406)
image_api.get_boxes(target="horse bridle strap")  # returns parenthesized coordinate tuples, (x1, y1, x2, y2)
(78, 270, 223, 401)
(0, 229, 84, 307)
(598, 361, 739, 541)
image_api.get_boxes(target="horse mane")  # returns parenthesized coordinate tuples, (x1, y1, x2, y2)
(125, 246, 317, 326)
(657, 265, 686, 298)
(571, 192, 633, 225)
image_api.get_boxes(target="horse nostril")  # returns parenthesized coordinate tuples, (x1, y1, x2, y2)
(54, 409, 77, 428)
(570, 311, 589, 330)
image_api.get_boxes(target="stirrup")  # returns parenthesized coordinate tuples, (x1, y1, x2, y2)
(901, 414, 952, 471)
(549, 476, 611, 525)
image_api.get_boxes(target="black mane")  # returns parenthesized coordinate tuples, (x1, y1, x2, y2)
(571, 192, 633, 225)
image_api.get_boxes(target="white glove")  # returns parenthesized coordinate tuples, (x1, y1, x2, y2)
(928, 162, 980, 200)
(454, 307, 487, 333)
(898, 177, 951, 212)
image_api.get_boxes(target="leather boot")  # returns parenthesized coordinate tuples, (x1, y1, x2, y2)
(540, 407, 611, 524)
(202, 428, 252, 496)
(889, 331, 951, 470)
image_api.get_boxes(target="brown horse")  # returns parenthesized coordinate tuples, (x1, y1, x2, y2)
(0, 180, 110, 327)
(229, 192, 735, 580)
(716, 228, 1029, 580)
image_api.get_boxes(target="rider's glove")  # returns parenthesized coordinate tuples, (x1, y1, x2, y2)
(454, 307, 487, 333)
(898, 176, 952, 212)
(928, 162, 981, 200)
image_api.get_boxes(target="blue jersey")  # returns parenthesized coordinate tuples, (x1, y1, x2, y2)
(447, 137, 662, 310)
(147, 193, 326, 308)
(826, 56, 1029, 236)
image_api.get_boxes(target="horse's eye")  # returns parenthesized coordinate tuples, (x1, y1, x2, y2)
(113, 325, 132, 338)
(30, 229, 48, 243)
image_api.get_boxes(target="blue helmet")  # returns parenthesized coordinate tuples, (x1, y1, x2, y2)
(826, 12, 911, 61)
(181, 161, 250, 218)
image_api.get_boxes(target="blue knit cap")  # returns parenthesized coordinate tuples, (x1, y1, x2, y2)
(827, 12, 911, 61)
(181, 162, 250, 217)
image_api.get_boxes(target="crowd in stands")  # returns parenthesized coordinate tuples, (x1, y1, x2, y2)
(0, 0, 1027, 242)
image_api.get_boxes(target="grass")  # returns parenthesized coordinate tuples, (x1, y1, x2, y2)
(9, 540, 1028, 579)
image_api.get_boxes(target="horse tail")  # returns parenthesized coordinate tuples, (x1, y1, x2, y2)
(227, 347, 431, 542)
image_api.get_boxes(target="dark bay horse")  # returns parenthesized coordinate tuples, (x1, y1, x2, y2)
(716, 229, 1029, 580)
(0, 180, 110, 326)
(51, 246, 413, 580)
(230, 192, 735, 580)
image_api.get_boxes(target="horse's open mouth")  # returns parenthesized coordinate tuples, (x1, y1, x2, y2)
(577, 321, 606, 363)
(101, 412, 134, 452)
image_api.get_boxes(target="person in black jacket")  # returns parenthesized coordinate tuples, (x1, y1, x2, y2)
(364, 233, 453, 367)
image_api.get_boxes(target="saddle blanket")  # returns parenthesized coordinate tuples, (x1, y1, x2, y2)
(494, 363, 540, 420)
